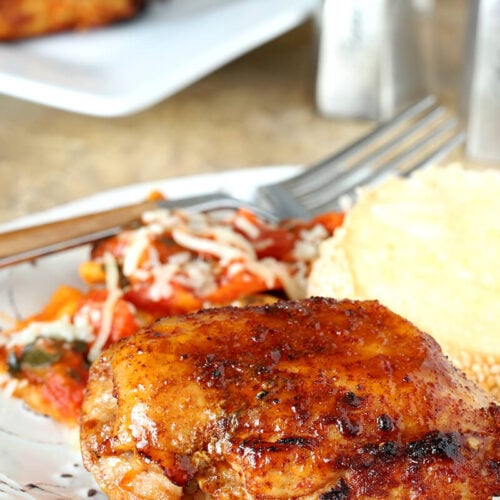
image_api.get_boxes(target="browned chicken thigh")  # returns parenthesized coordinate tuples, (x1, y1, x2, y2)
(80, 298, 500, 499)
(0, 0, 146, 40)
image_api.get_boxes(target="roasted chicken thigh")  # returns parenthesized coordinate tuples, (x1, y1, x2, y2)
(81, 298, 500, 499)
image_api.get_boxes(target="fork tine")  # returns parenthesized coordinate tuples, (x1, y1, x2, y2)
(400, 130, 466, 178)
(158, 193, 279, 223)
(310, 126, 465, 214)
(259, 96, 464, 219)
(281, 95, 438, 196)
(295, 105, 448, 201)
(299, 113, 459, 208)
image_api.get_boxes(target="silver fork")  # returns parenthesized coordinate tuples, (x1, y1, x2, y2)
(0, 96, 464, 268)
(0, 194, 279, 269)
(257, 95, 465, 219)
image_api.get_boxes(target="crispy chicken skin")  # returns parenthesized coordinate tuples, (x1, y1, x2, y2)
(0, 0, 146, 40)
(81, 298, 500, 499)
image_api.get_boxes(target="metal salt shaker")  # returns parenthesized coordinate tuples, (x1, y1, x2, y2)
(314, 0, 429, 121)
(462, 0, 500, 162)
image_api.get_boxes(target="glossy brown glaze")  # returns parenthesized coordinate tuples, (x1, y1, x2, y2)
(81, 298, 500, 499)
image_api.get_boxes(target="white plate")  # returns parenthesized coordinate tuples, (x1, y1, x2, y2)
(0, 0, 317, 117)
(0, 165, 299, 499)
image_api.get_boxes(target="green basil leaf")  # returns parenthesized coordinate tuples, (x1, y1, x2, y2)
(21, 346, 61, 368)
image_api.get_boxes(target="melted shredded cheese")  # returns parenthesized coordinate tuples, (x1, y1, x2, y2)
(122, 228, 151, 277)
(173, 259, 217, 297)
(88, 253, 123, 362)
(208, 226, 257, 258)
(234, 214, 261, 239)
(172, 229, 247, 264)
(4, 315, 95, 349)
(293, 225, 328, 262)
(102, 208, 329, 304)
(142, 209, 183, 232)
(148, 262, 178, 301)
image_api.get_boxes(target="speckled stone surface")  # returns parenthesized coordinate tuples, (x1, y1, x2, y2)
(0, 0, 473, 224)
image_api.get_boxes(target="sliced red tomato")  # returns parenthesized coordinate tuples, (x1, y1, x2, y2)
(206, 270, 278, 305)
(75, 289, 140, 346)
(16, 345, 91, 425)
(232, 209, 296, 260)
(124, 283, 203, 319)
(40, 354, 88, 424)
(308, 212, 345, 233)
(90, 234, 129, 260)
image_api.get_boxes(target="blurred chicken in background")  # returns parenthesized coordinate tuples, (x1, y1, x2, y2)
(0, 0, 147, 40)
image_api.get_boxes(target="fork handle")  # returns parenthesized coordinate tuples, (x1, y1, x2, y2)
(0, 200, 158, 268)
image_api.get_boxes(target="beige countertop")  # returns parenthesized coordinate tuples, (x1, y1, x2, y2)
(0, 0, 469, 225)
